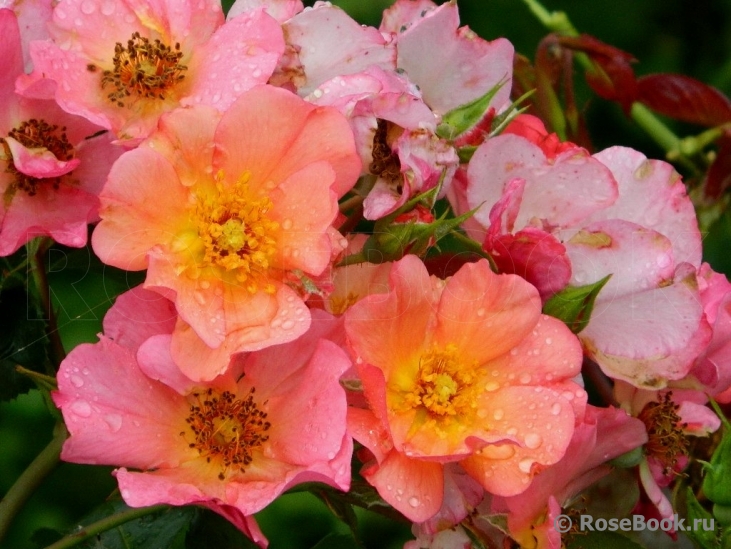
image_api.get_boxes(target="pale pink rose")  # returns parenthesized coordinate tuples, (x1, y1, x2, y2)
(18, 0, 285, 142)
(308, 66, 458, 220)
(273, 2, 395, 96)
(346, 255, 585, 522)
(386, 1, 514, 115)
(92, 86, 360, 356)
(53, 304, 352, 539)
(0, 8, 121, 256)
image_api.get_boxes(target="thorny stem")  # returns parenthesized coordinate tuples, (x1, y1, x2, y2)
(29, 240, 66, 370)
(43, 504, 169, 549)
(0, 423, 67, 545)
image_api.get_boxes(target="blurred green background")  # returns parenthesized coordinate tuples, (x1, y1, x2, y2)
(3, 0, 731, 548)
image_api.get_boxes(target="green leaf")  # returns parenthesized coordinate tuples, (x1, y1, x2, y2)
(436, 81, 506, 140)
(542, 275, 611, 334)
(685, 488, 720, 549)
(0, 285, 52, 402)
(73, 500, 197, 549)
(565, 530, 646, 549)
(310, 533, 360, 549)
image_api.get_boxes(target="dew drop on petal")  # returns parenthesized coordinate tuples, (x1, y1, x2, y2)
(519, 373, 531, 384)
(551, 402, 562, 415)
(281, 319, 295, 330)
(104, 414, 123, 432)
(408, 497, 420, 508)
(80, 0, 96, 14)
(484, 381, 499, 392)
(281, 218, 293, 230)
(70, 375, 84, 388)
(493, 409, 504, 420)
(518, 458, 534, 473)
(70, 400, 92, 417)
(476, 308, 485, 317)
(524, 433, 542, 449)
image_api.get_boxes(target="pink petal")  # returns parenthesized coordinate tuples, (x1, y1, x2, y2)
(0, 8, 27, 104)
(213, 85, 360, 198)
(269, 161, 337, 274)
(182, 9, 284, 111)
(53, 337, 191, 469)
(395, 2, 513, 114)
(137, 334, 198, 395)
(380, 0, 438, 35)
(103, 286, 178, 351)
(345, 254, 434, 379)
(0, 183, 98, 255)
(4, 136, 80, 178)
(263, 339, 350, 465)
(228, 0, 303, 23)
(433, 259, 541, 365)
(92, 147, 190, 271)
(591, 147, 702, 266)
(466, 134, 618, 231)
(283, 4, 395, 96)
(364, 450, 443, 522)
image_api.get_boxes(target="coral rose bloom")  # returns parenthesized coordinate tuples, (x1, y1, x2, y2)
(345, 256, 585, 521)
(92, 85, 360, 354)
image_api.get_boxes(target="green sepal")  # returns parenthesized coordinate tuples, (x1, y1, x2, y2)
(542, 275, 611, 334)
(686, 488, 721, 548)
(436, 80, 507, 140)
(702, 427, 731, 507)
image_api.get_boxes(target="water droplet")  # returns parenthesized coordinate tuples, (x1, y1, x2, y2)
(82, 368, 90, 375)
(551, 403, 562, 415)
(194, 292, 206, 305)
(519, 373, 531, 384)
(100, 0, 115, 15)
(484, 381, 499, 392)
(80, 0, 96, 14)
(506, 427, 518, 436)
(476, 308, 485, 317)
(545, 337, 552, 345)
(518, 458, 534, 473)
(524, 433, 542, 449)
(104, 414, 122, 432)
(200, 280, 210, 289)
(493, 409, 504, 420)
(70, 375, 84, 388)
(282, 218, 293, 230)
(386, 484, 392, 491)
(70, 400, 92, 417)
(408, 496, 420, 507)
(281, 319, 295, 330)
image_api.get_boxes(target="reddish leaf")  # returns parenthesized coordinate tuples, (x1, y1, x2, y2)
(706, 132, 731, 199)
(637, 74, 731, 127)
(559, 34, 638, 113)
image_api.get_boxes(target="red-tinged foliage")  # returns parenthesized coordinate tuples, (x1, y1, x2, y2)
(706, 132, 731, 199)
(637, 74, 731, 128)
(559, 34, 638, 113)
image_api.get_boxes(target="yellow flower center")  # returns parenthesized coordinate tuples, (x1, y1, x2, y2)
(97, 32, 187, 107)
(1, 119, 75, 196)
(195, 172, 280, 293)
(402, 345, 478, 418)
(182, 388, 270, 480)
